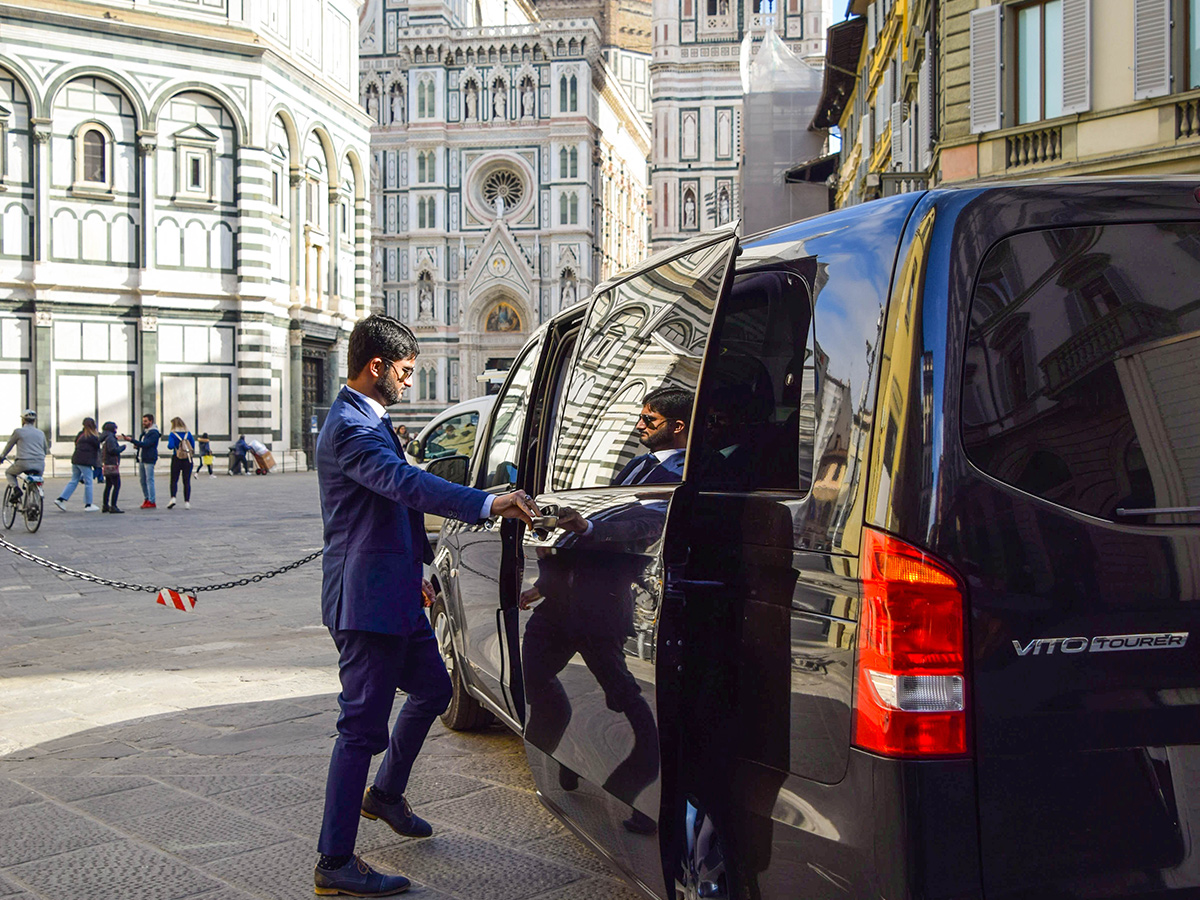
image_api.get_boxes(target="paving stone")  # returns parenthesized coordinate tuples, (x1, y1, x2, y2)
(8, 838, 221, 900)
(14, 775, 155, 802)
(73, 782, 201, 824)
(173, 721, 326, 756)
(208, 775, 322, 815)
(186, 701, 324, 729)
(403, 770, 493, 806)
(0, 801, 118, 866)
(535, 877, 646, 900)
(368, 830, 584, 900)
(154, 774, 287, 798)
(198, 838, 319, 900)
(524, 832, 626, 879)
(125, 800, 298, 864)
(0, 777, 41, 808)
(428, 786, 567, 845)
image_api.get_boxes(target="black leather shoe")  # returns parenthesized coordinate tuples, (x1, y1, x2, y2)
(558, 764, 580, 792)
(313, 856, 410, 897)
(623, 810, 657, 835)
(360, 788, 433, 838)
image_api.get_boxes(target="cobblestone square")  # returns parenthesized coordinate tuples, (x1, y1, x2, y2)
(0, 471, 639, 900)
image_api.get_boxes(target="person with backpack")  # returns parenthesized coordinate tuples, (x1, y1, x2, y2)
(55, 417, 102, 512)
(99, 422, 126, 513)
(166, 417, 196, 509)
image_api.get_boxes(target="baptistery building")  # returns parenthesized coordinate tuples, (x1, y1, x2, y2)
(361, 0, 650, 416)
(0, 0, 371, 467)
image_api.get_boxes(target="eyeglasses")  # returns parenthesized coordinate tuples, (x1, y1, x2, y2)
(638, 413, 665, 428)
(382, 359, 415, 383)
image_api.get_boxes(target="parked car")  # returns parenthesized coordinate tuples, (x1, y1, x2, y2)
(424, 180, 1200, 900)
(404, 395, 495, 538)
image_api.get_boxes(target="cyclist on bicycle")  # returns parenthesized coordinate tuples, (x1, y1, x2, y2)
(1, 409, 47, 505)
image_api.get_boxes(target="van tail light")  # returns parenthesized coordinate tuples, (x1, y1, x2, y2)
(853, 527, 969, 758)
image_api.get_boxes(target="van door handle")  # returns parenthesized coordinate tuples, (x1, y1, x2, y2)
(673, 579, 729, 589)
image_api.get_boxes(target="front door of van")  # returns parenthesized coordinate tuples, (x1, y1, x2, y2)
(521, 232, 738, 898)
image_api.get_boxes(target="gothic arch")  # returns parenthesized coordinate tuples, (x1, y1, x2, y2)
(343, 148, 365, 202)
(267, 105, 301, 168)
(149, 82, 249, 146)
(468, 287, 533, 335)
(302, 123, 339, 178)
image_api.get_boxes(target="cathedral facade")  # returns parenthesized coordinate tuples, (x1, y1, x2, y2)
(360, 0, 650, 418)
(0, 0, 371, 468)
(648, 0, 831, 250)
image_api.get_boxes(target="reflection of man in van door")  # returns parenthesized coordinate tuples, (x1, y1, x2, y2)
(612, 386, 693, 486)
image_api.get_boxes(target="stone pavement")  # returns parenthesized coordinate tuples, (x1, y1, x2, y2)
(0, 470, 641, 900)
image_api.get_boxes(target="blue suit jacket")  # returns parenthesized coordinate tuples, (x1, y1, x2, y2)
(612, 450, 685, 486)
(317, 387, 490, 635)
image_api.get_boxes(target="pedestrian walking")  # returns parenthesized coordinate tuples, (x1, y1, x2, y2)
(1, 409, 46, 507)
(196, 433, 215, 477)
(311, 314, 537, 897)
(166, 417, 196, 509)
(122, 414, 161, 509)
(230, 435, 249, 475)
(54, 417, 102, 511)
(100, 422, 126, 513)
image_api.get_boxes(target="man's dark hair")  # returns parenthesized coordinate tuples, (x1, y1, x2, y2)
(644, 386, 694, 424)
(348, 314, 419, 377)
(143, 413, 154, 422)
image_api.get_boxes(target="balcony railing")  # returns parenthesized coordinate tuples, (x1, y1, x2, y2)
(881, 173, 929, 196)
(1178, 97, 1200, 140)
(1005, 126, 1062, 169)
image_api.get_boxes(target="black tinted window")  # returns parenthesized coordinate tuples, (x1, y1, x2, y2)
(693, 269, 815, 491)
(963, 223, 1200, 522)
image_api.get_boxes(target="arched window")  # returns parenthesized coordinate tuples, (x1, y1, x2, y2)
(417, 150, 435, 183)
(559, 193, 568, 225)
(568, 191, 579, 224)
(418, 195, 436, 229)
(559, 74, 578, 112)
(418, 368, 428, 400)
(417, 79, 436, 118)
(559, 146, 569, 177)
(568, 146, 578, 177)
(79, 127, 107, 185)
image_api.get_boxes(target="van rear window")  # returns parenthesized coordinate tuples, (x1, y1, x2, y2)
(962, 222, 1200, 523)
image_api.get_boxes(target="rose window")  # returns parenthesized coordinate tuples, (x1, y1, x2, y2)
(482, 170, 524, 208)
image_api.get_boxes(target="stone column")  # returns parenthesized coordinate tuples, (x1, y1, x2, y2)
(357, 195, 371, 318)
(290, 170, 304, 305)
(33, 308, 51, 453)
(31, 119, 51, 264)
(139, 313, 158, 422)
(328, 186, 341, 311)
(137, 131, 158, 271)
(289, 325, 303, 458)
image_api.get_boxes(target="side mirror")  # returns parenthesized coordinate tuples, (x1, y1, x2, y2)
(427, 454, 470, 486)
(407, 438, 423, 460)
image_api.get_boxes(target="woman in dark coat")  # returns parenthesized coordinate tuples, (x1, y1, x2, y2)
(100, 421, 127, 514)
(55, 418, 102, 511)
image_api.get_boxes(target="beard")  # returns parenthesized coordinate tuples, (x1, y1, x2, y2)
(375, 370, 403, 405)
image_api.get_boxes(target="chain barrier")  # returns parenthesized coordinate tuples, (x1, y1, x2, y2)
(0, 533, 322, 596)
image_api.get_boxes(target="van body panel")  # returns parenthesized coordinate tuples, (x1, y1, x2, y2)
(866, 182, 1200, 898)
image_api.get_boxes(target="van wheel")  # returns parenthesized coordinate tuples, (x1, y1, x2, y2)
(431, 596, 494, 731)
(676, 796, 730, 900)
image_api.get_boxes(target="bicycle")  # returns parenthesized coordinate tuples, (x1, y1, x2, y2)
(3, 472, 45, 533)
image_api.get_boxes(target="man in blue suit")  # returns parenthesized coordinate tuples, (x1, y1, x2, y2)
(313, 315, 536, 897)
(610, 386, 693, 486)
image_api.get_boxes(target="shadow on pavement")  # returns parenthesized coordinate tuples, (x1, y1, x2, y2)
(0, 693, 641, 900)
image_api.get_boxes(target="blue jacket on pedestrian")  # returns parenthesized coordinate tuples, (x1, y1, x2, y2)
(128, 427, 161, 464)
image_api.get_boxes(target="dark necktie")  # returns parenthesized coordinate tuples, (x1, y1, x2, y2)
(621, 454, 658, 485)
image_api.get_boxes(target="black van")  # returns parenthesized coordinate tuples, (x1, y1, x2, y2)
(424, 180, 1200, 900)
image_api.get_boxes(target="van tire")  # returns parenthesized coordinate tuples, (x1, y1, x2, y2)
(431, 595, 494, 731)
(675, 794, 749, 900)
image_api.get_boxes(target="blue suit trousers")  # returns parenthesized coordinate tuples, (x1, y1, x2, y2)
(318, 618, 453, 855)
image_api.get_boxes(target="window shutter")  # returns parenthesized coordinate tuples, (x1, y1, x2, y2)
(867, 2, 876, 50)
(918, 37, 933, 170)
(970, 6, 1002, 133)
(1133, 0, 1171, 100)
(891, 101, 904, 166)
(1061, 0, 1091, 113)
(864, 106, 874, 163)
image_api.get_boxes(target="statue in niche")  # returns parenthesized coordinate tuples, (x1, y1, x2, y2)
(418, 279, 434, 318)
(372, 246, 382, 285)
(391, 88, 405, 124)
(494, 195, 505, 219)
(464, 81, 478, 120)
(522, 80, 536, 117)
(493, 83, 506, 120)
(560, 279, 576, 306)
(366, 88, 379, 123)
(718, 188, 730, 224)
(683, 191, 697, 228)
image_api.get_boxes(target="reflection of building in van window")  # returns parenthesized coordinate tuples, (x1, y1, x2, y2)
(550, 239, 732, 491)
(963, 222, 1200, 541)
(424, 412, 478, 460)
